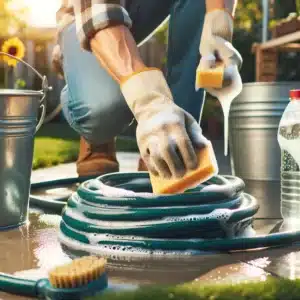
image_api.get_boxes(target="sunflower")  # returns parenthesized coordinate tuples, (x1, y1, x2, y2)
(1, 37, 25, 67)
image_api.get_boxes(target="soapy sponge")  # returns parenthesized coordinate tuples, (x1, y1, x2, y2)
(195, 62, 225, 89)
(149, 143, 218, 194)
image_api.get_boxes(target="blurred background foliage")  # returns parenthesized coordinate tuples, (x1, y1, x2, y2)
(0, 0, 28, 86)
(0, 0, 28, 35)
(155, 0, 300, 128)
(155, 0, 300, 83)
(2, 0, 299, 84)
(1, 0, 300, 130)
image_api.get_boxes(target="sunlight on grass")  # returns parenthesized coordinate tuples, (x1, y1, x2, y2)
(86, 278, 300, 300)
(33, 137, 79, 169)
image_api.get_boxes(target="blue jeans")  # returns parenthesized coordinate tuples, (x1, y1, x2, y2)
(60, 0, 206, 145)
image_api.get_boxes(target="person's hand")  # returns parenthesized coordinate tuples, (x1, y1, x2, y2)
(197, 9, 243, 99)
(120, 68, 210, 179)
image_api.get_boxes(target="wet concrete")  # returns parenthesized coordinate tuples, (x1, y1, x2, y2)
(0, 209, 273, 300)
(0, 147, 298, 299)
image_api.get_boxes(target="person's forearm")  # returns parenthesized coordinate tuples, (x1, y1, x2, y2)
(90, 25, 147, 84)
(205, 0, 238, 15)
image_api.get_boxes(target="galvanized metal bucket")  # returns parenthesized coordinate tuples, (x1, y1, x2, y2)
(0, 52, 51, 229)
(229, 82, 300, 181)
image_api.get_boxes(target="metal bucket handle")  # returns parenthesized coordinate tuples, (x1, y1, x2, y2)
(0, 51, 52, 132)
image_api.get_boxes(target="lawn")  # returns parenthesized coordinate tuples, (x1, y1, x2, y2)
(33, 123, 138, 169)
(87, 277, 300, 300)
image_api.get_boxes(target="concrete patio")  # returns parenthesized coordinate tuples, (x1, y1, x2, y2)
(0, 140, 297, 300)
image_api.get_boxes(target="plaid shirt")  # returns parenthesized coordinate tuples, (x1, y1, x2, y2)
(52, 0, 132, 77)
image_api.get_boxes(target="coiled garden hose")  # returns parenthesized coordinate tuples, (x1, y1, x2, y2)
(2, 172, 300, 299)
(29, 172, 300, 253)
(56, 173, 300, 254)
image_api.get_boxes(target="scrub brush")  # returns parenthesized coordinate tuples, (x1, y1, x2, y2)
(149, 142, 218, 194)
(48, 255, 106, 289)
(0, 256, 108, 300)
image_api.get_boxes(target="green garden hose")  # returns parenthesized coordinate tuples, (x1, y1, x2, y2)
(2, 172, 300, 299)
(28, 172, 300, 254)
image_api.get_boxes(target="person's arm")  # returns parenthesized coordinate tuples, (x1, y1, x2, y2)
(205, 0, 238, 16)
(71, 0, 132, 50)
(90, 25, 147, 83)
(70, 0, 147, 84)
(71, 1, 208, 179)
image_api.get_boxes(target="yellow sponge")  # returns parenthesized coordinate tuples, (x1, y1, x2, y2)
(196, 62, 225, 89)
(149, 143, 218, 194)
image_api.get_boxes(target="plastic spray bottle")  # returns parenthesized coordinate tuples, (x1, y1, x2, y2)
(278, 89, 300, 225)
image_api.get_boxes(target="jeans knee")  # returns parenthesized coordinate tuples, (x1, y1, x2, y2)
(83, 94, 134, 144)
(61, 85, 76, 127)
(62, 89, 134, 144)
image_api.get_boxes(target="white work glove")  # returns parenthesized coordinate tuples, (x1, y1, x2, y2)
(120, 68, 210, 179)
(198, 9, 243, 99)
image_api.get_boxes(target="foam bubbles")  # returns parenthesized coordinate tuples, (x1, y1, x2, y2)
(59, 231, 200, 258)
(58, 173, 257, 257)
(163, 209, 232, 224)
(65, 206, 233, 230)
(210, 209, 231, 221)
(87, 179, 153, 198)
(87, 233, 145, 245)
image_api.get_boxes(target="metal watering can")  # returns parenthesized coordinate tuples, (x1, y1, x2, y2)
(0, 52, 51, 229)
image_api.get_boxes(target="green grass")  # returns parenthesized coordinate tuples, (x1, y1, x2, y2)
(33, 137, 79, 169)
(87, 277, 300, 300)
(33, 123, 138, 169)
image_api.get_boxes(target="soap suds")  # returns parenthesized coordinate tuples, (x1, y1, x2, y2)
(59, 176, 258, 256)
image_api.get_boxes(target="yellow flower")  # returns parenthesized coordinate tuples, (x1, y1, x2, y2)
(1, 37, 26, 67)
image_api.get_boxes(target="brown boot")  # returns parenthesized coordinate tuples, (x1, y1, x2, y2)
(77, 137, 119, 177)
(137, 157, 148, 172)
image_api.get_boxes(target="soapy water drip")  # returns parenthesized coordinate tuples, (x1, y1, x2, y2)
(207, 64, 242, 157)
(220, 98, 231, 157)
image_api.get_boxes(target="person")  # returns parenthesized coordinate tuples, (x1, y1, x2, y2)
(52, 0, 242, 179)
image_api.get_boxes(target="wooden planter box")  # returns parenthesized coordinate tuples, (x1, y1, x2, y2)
(272, 17, 300, 38)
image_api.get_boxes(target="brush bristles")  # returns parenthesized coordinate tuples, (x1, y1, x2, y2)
(48, 256, 107, 288)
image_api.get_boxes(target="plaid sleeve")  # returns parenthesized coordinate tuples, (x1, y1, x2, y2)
(71, 0, 132, 51)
